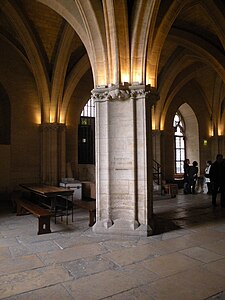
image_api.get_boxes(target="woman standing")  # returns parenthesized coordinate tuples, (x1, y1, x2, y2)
(205, 160, 212, 194)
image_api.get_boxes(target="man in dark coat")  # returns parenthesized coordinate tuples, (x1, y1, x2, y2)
(209, 154, 225, 207)
(183, 158, 190, 194)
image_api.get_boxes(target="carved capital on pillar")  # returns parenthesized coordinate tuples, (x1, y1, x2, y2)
(92, 84, 159, 105)
(129, 84, 159, 106)
(91, 84, 130, 102)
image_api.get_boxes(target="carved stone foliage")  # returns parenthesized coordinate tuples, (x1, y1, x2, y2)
(91, 84, 159, 105)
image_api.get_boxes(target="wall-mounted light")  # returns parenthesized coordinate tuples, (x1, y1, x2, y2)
(203, 139, 207, 146)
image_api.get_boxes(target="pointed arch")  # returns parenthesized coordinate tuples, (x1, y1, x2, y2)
(60, 54, 90, 123)
(2, 1, 51, 122)
(50, 24, 75, 123)
(146, 0, 185, 87)
(38, 0, 108, 86)
(131, 0, 160, 84)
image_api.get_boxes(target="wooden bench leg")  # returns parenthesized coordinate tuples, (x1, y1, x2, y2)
(16, 202, 28, 216)
(89, 210, 96, 227)
(38, 216, 51, 235)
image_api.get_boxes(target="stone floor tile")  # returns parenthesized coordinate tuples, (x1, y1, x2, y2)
(206, 290, 225, 299)
(5, 284, 73, 300)
(180, 246, 224, 263)
(63, 269, 151, 300)
(212, 224, 225, 233)
(0, 265, 72, 299)
(101, 243, 167, 267)
(154, 234, 201, 252)
(37, 243, 105, 265)
(183, 230, 225, 245)
(139, 252, 202, 277)
(99, 238, 139, 252)
(121, 262, 160, 284)
(0, 254, 44, 275)
(203, 257, 225, 277)
(9, 240, 60, 257)
(0, 246, 11, 260)
(63, 255, 118, 279)
(148, 267, 225, 300)
(0, 237, 20, 248)
(103, 285, 156, 300)
(202, 239, 225, 256)
(53, 234, 109, 249)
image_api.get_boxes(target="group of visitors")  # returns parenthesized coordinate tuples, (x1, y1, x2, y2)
(183, 154, 225, 208)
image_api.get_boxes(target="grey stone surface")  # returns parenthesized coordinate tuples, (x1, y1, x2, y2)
(0, 193, 225, 299)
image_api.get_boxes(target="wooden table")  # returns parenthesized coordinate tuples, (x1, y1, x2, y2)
(20, 184, 74, 211)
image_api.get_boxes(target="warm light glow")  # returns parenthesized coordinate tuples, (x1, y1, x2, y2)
(146, 78, 153, 86)
(121, 73, 129, 84)
(210, 127, 214, 137)
(152, 106, 155, 130)
(133, 72, 141, 84)
(34, 112, 41, 124)
(218, 127, 222, 136)
(59, 115, 64, 124)
(160, 118, 164, 131)
(50, 113, 54, 123)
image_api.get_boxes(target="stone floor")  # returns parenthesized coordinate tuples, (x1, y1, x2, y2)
(0, 192, 225, 300)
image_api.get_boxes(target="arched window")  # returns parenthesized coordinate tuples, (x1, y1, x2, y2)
(78, 99, 95, 164)
(173, 112, 185, 174)
(81, 98, 95, 118)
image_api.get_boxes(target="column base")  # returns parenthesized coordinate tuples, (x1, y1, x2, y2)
(92, 219, 152, 236)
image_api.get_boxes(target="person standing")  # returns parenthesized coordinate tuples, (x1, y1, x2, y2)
(183, 158, 190, 194)
(204, 160, 212, 194)
(188, 161, 198, 194)
(209, 154, 225, 207)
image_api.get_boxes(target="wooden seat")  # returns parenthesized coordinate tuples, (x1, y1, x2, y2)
(74, 200, 96, 226)
(15, 198, 51, 235)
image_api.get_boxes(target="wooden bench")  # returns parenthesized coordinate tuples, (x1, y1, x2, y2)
(16, 198, 51, 235)
(74, 200, 96, 226)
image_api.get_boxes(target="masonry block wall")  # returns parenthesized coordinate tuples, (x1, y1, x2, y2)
(0, 40, 40, 192)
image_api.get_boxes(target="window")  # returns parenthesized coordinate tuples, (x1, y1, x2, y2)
(173, 112, 185, 174)
(81, 98, 95, 117)
(78, 99, 95, 164)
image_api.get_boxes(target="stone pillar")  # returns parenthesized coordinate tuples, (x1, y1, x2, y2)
(152, 130, 161, 164)
(218, 136, 225, 155)
(210, 135, 225, 159)
(92, 84, 158, 236)
(40, 123, 66, 186)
